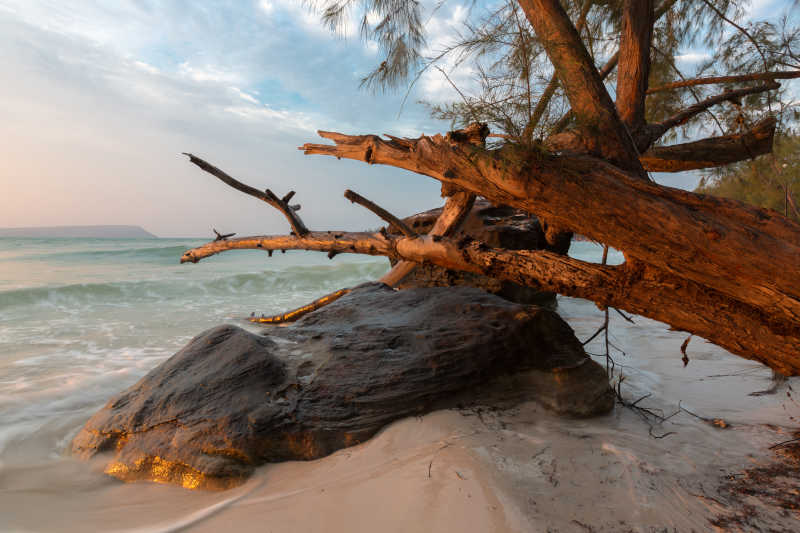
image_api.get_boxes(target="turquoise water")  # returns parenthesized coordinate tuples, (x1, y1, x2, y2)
(0, 237, 390, 467)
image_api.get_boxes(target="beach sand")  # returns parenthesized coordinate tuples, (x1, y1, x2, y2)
(2, 293, 799, 532)
(3, 398, 799, 532)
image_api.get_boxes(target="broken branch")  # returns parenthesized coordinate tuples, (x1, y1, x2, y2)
(183, 153, 310, 236)
(647, 70, 800, 94)
(344, 189, 416, 237)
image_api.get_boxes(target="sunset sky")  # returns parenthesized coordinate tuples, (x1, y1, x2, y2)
(0, 0, 791, 237)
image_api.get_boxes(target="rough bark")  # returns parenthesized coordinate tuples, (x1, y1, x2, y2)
(616, 0, 653, 131)
(380, 190, 475, 287)
(299, 130, 800, 338)
(647, 70, 800, 93)
(517, 0, 646, 175)
(639, 117, 777, 172)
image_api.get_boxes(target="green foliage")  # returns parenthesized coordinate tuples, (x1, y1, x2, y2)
(696, 133, 800, 220)
(311, 0, 799, 149)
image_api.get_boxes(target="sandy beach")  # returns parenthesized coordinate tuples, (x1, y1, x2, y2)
(2, 275, 798, 532)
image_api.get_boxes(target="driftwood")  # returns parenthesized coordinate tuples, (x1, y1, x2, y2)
(179, 0, 800, 374)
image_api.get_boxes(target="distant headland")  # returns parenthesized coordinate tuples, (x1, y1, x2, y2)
(0, 225, 157, 238)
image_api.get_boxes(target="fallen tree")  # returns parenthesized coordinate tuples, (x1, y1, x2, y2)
(180, 0, 800, 374)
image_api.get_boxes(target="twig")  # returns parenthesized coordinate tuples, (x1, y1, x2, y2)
(769, 437, 800, 450)
(249, 288, 352, 324)
(681, 335, 692, 367)
(434, 66, 481, 124)
(679, 403, 730, 429)
(213, 228, 236, 241)
(581, 322, 607, 346)
(615, 308, 635, 323)
(344, 189, 417, 238)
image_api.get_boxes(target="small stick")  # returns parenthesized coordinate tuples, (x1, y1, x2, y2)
(250, 288, 352, 324)
(615, 308, 635, 323)
(344, 189, 417, 238)
(680, 335, 692, 367)
(213, 228, 236, 241)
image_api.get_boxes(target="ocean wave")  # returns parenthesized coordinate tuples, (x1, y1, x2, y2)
(11, 245, 192, 263)
(0, 262, 389, 310)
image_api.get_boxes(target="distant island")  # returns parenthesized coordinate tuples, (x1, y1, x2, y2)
(0, 225, 157, 238)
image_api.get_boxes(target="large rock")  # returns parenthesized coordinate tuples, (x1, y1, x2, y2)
(388, 200, 571, 306)
(72, 284, 612, 490)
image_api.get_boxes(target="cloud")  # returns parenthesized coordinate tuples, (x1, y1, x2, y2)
(675, 52, 712, 64)
(0, 3, 447, 236)
(229, 86, 260, 104)
(133, 60, 159, 75)
(179, 63, 242, 84)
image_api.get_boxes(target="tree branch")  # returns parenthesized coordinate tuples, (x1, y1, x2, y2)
(550, 0, 678, 134)
(616, 0, 654, 130)
(647, 70, 800, 93)
(517, 0, 646, 175)
(300, 129, 800, 324)
(250, 288, 352, 324)
(180, 231, 393, 264)
(183, 153, 310, 236)
(379, 190, 475, 286)
(639, 82, 780, 150)
(640, 116, 777, 172)
(522, 0, 594, 142)
(181, 229, 800, 374)
(344, 189, 417, 237)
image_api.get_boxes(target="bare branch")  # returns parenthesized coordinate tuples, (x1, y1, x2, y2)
(251, 288, 352, 324)
(182, 153, 310, 236)
(640, 116, 777, 172)
(647, 70, 800, 94)
(300, 129, 800, 323)
(180, 231, 393, 264)
(181, 229, 800, 374)
(640, 82, 780, 149)
(380, 190, 475, 286)
(344, 189, 417, 237)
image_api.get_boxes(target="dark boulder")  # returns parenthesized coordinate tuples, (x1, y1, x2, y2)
(71, 284, 612, 490)
(387, 200, 571, 306)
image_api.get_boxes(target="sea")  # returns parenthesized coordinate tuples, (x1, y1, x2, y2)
(0, 237, 797, 531)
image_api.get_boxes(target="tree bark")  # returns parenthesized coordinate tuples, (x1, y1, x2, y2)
(517, 0, 646, 175)
(639, 117, 777, 172)
(616, 0, 653, 131)
(300, 130, 800, 328)
(647, 70, 800, 93)
(380, 190, 475, 286)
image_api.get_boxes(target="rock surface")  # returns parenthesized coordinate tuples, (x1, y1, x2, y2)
(387, 200, 571, 306)
(71, 284, 613, 490)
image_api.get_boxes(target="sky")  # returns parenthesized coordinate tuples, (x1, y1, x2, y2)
(0, 0, 792, 237)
